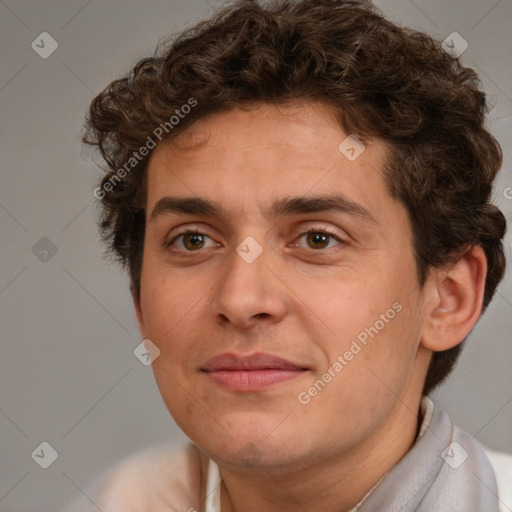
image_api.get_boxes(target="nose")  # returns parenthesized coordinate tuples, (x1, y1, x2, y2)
(212, 239, 288, 331)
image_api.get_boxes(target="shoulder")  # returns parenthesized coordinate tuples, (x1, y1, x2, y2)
(60, 442, 206, 512)
(484, 447, 512, 512)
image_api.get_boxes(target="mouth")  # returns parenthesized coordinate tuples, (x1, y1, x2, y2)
(201, 352, 309, 392)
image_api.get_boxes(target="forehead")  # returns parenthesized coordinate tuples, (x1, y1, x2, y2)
(152, 101, 378, 167)
(145, 101, 396, 224)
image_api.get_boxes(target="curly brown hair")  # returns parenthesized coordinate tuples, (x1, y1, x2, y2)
(83, 0, 506, 395)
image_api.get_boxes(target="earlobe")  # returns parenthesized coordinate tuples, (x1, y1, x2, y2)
(421, 246, 487, 352)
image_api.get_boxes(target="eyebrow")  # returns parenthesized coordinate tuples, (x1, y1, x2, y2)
(149, 194, 377, 224)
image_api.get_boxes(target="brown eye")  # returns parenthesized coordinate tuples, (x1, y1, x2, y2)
(182, 233, 206, 250)
(167, 231, 217, 252)
(306, 232, 330, 249)
(298, 231, 342, 250)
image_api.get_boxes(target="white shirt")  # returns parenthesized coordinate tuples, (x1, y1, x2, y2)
(202, 397, 512, 512)
(61, 397, 512, 512)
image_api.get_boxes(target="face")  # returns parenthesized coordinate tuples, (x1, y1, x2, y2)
(135, 101, 431, 472)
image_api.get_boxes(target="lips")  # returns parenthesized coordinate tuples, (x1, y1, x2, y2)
(202, 352, 307, 371)
(201, 353, 308, 391)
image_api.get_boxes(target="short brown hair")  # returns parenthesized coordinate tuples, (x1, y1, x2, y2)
(83, 0, 506, 395)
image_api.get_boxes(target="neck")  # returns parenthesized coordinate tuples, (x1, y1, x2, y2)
(215, 396, 423, 512)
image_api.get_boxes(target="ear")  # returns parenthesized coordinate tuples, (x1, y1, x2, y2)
(421, 246, 487, 352)
(131, 283, 147, 339)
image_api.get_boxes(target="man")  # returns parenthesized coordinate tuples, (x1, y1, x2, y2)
(65, 0, 512, 510)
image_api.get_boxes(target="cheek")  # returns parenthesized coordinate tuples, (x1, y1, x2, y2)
(302, 275, 399, 346)
(140, 272, 199, 340)
(299, 309, 420, 441)
(348, 294, 422, 395)
(302, 275, 421, 399)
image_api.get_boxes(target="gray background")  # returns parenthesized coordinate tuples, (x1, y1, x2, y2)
(0, 0, 511, 510)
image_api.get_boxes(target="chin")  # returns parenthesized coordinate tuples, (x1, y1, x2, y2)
(206, 426, 311, 468)
(211, 442, 304, 471)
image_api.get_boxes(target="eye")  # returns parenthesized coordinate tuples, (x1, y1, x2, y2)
(296, 230, 344, 250)
(166, 230, 218, 252)
(165, 227, 345, 253)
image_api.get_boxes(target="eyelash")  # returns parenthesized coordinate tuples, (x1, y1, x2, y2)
(164, 226, 346, 253)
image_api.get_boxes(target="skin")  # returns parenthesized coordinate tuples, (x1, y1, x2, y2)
(133, 101, 487, 512)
